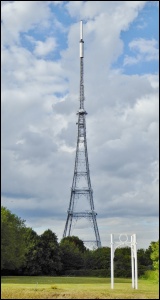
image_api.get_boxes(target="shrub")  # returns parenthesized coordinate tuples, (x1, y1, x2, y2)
(141, 270, 159, 282)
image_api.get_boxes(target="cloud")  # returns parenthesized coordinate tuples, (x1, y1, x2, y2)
(124, 38, 159, 65)
(34, 37, 57, 57)
(66, 1, 146, 22)
(48, 1, 64, 6)
(1, 1, 52, 45)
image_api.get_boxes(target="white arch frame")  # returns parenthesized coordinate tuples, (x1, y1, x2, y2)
(110, 233, 138, 289)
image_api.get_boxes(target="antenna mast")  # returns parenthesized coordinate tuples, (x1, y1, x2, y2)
(63, 21, 101, 249)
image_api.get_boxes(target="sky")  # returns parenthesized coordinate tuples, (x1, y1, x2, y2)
(1, 1, 159, 250)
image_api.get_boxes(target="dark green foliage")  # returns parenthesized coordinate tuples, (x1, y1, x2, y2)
(60, 238, 84, 271)
(114, 247, 131, 278)
(60, 236, 86, 252)
(137, 247, 153, 276)
(38, 229, 62, 275)
(138, 248, 152, 267)
(22, 227, 42, 275)
(83, 247, 110, 270)
(83, 249, 95, 269)
(24, 229, 62, 275)
(92, 247, 110, 270)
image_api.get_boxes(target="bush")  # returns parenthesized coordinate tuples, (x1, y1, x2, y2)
(141, 270, 159, 282)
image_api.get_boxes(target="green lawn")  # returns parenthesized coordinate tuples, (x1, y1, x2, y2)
(1, 276, 159, 299)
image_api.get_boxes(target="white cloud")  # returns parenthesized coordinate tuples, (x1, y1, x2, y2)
(34, 37, 57, 57)
(130, 38, 158, 59)
(124, 38, 159, 65)
(1, 1, 52, 45)
(66, 1, 146, 21)
(123, 55, 141, 66)
(48, 1, 64, 5)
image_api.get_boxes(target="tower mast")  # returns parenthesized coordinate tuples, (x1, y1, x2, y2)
(63, 21, 101, 248)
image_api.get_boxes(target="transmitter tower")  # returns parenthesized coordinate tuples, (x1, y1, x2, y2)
(63, 21, 101, 248)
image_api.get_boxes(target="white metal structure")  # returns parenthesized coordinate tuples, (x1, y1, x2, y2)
(110, 233, 138, 289)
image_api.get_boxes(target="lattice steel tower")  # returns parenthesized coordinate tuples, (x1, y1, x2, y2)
(63, 21, 101, 248)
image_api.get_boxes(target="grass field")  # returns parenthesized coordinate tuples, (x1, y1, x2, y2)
(1, 276, 159, 299)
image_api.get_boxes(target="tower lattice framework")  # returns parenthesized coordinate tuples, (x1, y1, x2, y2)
(63, 21, 101, 248)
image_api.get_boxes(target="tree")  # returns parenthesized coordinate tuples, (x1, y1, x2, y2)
(22, 227, 42, 275)
(85, 247, 110, 270)
(39, 229, 62, 275)
(138, 248, 153, 267)
(24, 229, 62, 275)
(60, 239, 84, 271)
(150, 240, 159, 270)
(83, 249, 95, 270)
(114, 247, 131, 277)
(1, 206, 26, 271)
(137, 248, 153, 276)
(61, 236, 86, 252)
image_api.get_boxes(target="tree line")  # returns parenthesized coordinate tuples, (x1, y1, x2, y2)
(1, 206, 159, 277)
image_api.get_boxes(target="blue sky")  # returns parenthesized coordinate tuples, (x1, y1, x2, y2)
(1, 1, 159, 249)
(115, 2, 159, 74)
